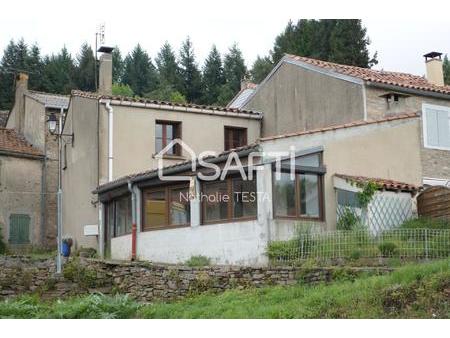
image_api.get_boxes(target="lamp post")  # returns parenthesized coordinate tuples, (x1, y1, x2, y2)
(47, 110, 73, 274)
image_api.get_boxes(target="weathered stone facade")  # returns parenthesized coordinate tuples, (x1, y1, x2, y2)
(0, 256, 393, 303)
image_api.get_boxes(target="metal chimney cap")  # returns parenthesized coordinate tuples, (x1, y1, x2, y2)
(98, 46, 114, 53)
(423, 51, 442, 60)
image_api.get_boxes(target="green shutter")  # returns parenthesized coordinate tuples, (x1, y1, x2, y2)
(9, 214, 30, 244)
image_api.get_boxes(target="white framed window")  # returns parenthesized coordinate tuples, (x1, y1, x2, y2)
(422, 103, 450, 151)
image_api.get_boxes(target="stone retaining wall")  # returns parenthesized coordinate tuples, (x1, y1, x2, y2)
(0, 256, 393, 302)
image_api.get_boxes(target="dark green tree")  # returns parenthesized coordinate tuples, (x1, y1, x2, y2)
(122, 44, 159, 96)
(0, 40, 22, 109)
(179, 37, 202, 103)
(329, 20, 377, 67)
(250, 56, 273, 83)
(271, 19, 377, 68)
(74, 43, 96, 91)
(41, 47, 76, 94)
(201, 45, 225, 104)
(112, 47, 125, 84)
(27, 43, 44, 90)
(156, 42, 181, 90)
(443, 54, 450, 85)
(221, 43, 247, 103)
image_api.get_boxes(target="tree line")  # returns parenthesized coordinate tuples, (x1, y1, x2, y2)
(1, 20, 407, 111)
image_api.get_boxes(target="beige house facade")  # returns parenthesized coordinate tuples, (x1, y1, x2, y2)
(61, 51, 262, 249)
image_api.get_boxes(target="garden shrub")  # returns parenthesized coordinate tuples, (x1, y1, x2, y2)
(337, 207, 361, 230)
(378, 242, 398, 257)
(400, 217, 450, 230)
(185, 255, 211, 267)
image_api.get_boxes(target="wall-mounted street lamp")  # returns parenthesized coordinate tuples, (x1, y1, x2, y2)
(46, 110, 74, 274)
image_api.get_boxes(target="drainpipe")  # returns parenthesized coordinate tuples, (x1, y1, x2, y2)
(128, 181, 137, 261)
(105, 100, 113, 182)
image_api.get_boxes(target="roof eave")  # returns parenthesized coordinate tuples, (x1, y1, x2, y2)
(366, 81, 450, 100)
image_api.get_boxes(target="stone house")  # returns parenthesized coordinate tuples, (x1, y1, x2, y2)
(0, 127, 44, 249)
(2, 73, 69, 249)
(239, 52, 450, 188)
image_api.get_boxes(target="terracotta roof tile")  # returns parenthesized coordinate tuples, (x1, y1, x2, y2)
(285, 54, 450, 95)
(71, 90, 262, 117)
(334, 174, 420, 193)
(0, 128, 43, 157)
(260, 112, 420, 141)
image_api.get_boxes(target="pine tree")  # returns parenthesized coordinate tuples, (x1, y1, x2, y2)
(250, 56, 273, 83)
(156, 42, 181, 90)
(27, 43, 44, 91)
(179, 37, 202, 103)
(112, 47, 124, 84)
(201, 45, 225, 104)
(122, 44, 159, 96)
(41, 47, 76, 94)
(270, 19, 377, 68)
(443, 55, 450, 85)
(74, 43, 96, 91)
(223, 43, 247, 97)
(0, 40, 21, 109)
(329, 20, 377, 67)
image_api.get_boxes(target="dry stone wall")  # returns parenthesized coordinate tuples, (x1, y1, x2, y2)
(0, 256, 392, 302)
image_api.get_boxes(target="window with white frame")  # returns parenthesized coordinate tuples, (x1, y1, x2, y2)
(422, 103, 450, 150)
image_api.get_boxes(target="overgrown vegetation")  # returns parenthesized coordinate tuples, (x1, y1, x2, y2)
(0, 259, 448, 318)
(63, 257, 100, 289)
(267, 217, 450, 264)
(185, 255, 211, 267)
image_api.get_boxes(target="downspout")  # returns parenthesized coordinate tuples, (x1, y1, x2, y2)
(128, 181, 137, 261)
(105, 100, 113, 182)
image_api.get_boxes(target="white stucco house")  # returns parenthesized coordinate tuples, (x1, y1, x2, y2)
(94, 113, 420, 266)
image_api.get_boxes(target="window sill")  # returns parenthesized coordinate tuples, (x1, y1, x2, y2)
(423, 145, 450, 151)
(142, 224, 190, 232)
(152, 153, 186, 160)
(201, 216, 257, 226)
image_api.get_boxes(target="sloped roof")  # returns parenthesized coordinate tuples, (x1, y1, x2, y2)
(260, 112, 420, 141)
(71, 90, 262, 118)
(227, 82, 258, 109)
(26, 91, 70, 109)
(0, 128, 43, 158)
(334, 174, 420, 193)
(284, 54, 450, 96)
(94, 143, 259, 194)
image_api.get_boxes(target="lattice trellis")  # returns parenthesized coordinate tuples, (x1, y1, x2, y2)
(337, 193, 413, 233)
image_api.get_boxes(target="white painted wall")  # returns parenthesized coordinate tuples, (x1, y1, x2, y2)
(111, 234, 132, 260)
(137, 221, 268, 266)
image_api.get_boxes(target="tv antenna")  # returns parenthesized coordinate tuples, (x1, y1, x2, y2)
(94, 23, 106, 91)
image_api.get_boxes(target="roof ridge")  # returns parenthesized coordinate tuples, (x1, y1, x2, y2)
(27, 90, 70, 98)
(284, 54, 450, 95)
(71, 90, 262, 115)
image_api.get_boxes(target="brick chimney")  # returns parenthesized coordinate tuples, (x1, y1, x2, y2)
(97, 46, 114, 95)
(13, 72, 29, 132)
(424, 52, 444, 86)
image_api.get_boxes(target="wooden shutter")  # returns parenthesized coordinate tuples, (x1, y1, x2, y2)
(9, 214, 30, 244)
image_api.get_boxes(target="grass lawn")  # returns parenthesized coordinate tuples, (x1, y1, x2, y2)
(0, 259, 449, 319)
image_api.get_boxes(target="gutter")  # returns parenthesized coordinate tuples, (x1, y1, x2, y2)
(105, 100, 114, 182)
(0, 149, 44, 160)
(366, 81, 450, 101)
(99, 98, 263, 120)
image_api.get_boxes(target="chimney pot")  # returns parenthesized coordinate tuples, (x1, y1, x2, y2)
(424, 51, 444, 86)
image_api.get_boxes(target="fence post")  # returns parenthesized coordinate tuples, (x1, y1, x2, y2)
(424, 228, 429, 261)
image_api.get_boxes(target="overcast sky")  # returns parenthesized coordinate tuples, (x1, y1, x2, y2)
(1, 1, 449, 77)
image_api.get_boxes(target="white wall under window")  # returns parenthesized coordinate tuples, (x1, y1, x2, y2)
(422, 103, 450, 151)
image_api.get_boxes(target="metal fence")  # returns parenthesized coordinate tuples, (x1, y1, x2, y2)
(268, 229, 450, 264)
